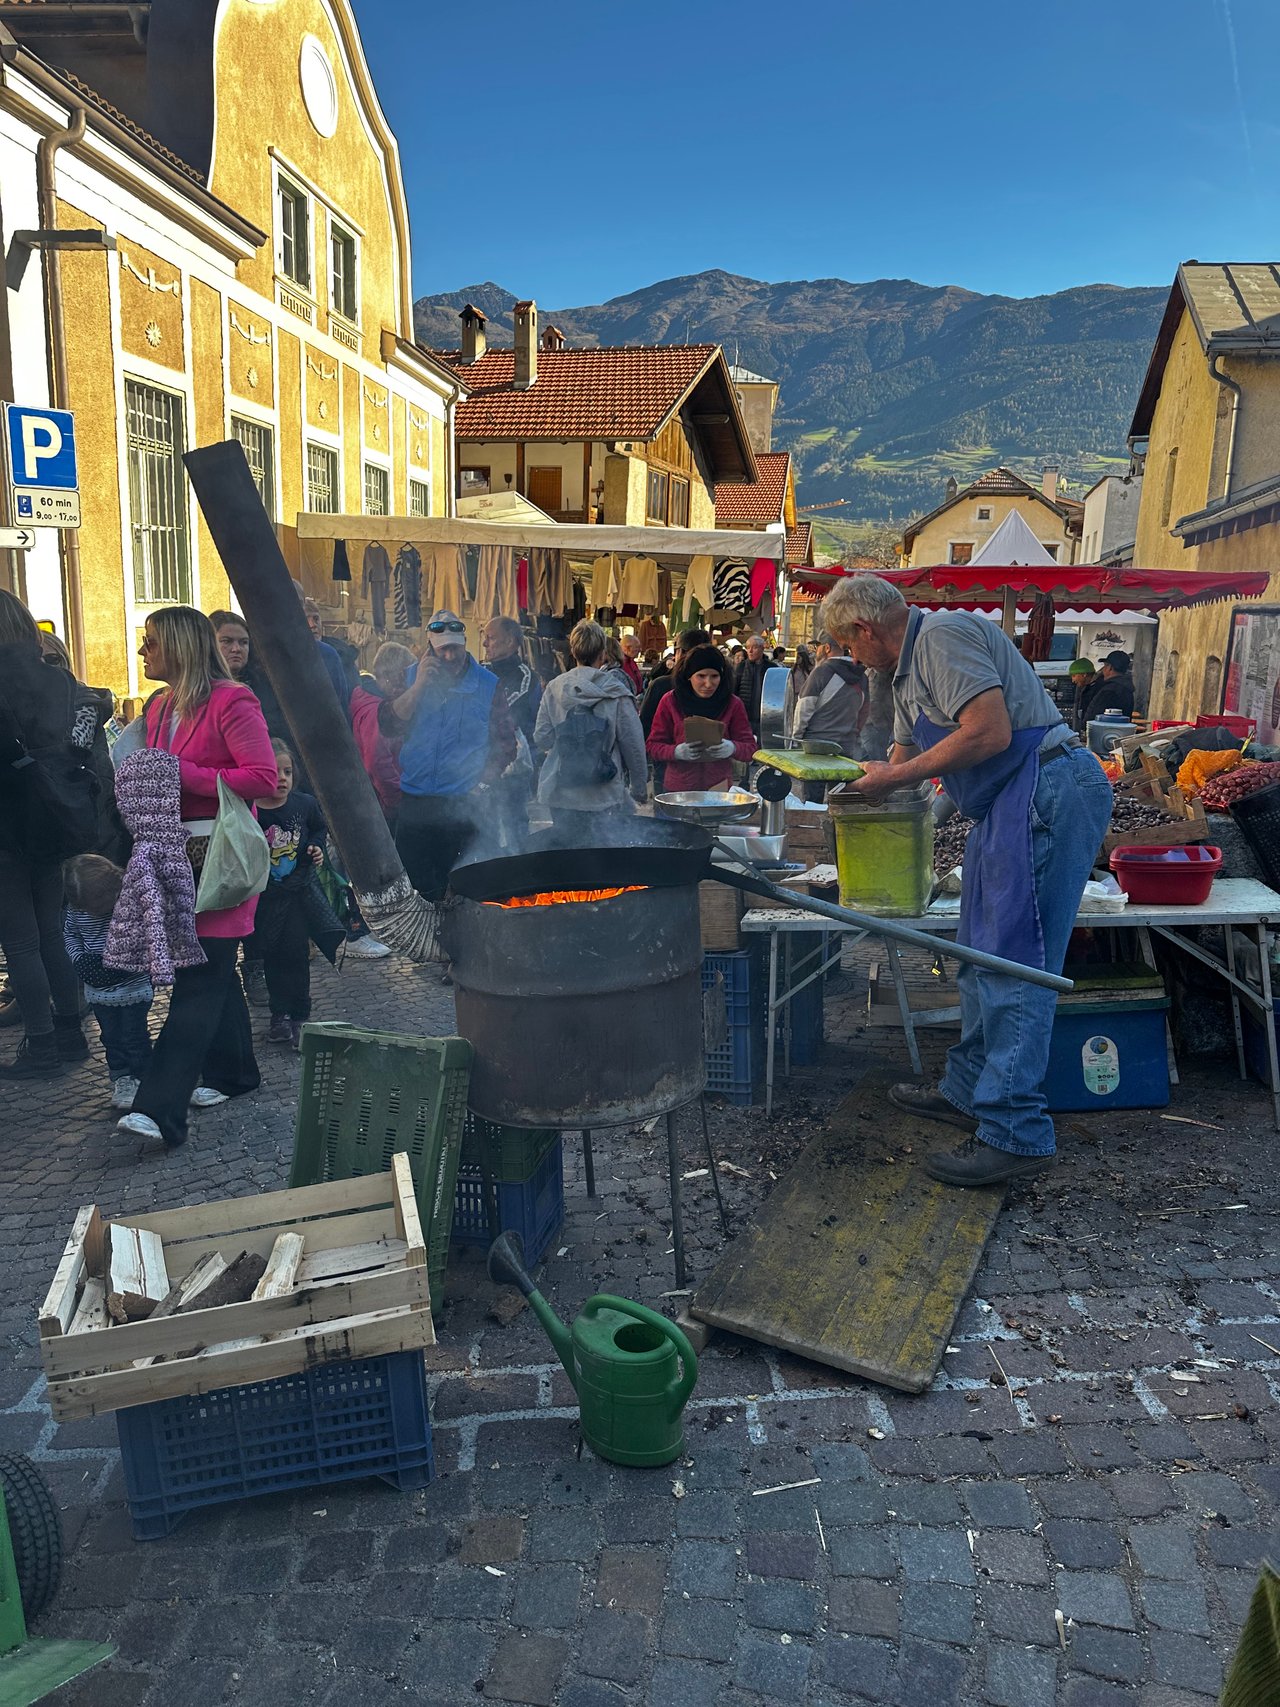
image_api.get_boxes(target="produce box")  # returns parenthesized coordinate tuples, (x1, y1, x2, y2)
(699, 879, 744, 949)
(38, 1159, 432, 1420)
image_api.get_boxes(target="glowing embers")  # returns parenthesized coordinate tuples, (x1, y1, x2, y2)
(485, 887, 648, 909)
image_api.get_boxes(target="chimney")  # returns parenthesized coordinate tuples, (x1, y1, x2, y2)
(542, 324, 565, 351)
(1041, 463, 1060, 503)
(514, 299, 538, 389)
(945, 476, 958, 502)
(459, 303, 487, 364)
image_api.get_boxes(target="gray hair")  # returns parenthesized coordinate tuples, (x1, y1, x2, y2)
(570, 618, 607, 665)
(821, 574, 907, 640)
(372, 640, 415, 674)
(487, 614, 523, 644)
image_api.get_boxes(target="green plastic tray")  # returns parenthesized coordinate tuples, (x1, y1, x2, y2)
(289, 1024, 473, 1314)
(755, 750, 866, 783)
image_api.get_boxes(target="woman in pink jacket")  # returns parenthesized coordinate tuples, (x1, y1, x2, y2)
(645, 643, 756, 792)
(117, 606, 277, 1147)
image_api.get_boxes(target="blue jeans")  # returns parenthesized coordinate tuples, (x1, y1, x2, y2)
(94, 1001, 153, 1080)
(939, 747, 1114, 1157)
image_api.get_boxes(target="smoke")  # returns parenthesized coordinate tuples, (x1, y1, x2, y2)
(1216, 0, 1257, 191)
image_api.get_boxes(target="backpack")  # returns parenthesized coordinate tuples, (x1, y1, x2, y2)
(555, 706, 617, 787)
(0, 677, 102, 864)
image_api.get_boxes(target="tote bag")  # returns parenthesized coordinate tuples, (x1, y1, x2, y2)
(195, 774, 270, 913)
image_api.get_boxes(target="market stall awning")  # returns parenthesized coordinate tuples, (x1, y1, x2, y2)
(295, 512, 785, 563)
(790, 562, 1270, 612)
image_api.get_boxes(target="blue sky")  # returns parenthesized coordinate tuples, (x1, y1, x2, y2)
(355, 0, 1280, 308)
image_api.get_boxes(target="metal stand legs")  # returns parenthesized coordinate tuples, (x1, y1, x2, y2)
(666, 1109, 685, 1287)
(698, 1095, 731, 1238)
(581, 1128, 596, 1198)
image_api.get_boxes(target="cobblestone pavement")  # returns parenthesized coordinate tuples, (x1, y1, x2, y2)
(2, 948, 1278, 1705)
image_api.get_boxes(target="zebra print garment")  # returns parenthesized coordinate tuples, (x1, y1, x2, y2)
(711, 558, 751, 615)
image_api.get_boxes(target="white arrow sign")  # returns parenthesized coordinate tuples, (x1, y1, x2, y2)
(0, 526, 36, 550)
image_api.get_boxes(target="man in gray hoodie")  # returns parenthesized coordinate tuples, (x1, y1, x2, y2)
(534, 620, 648, 836)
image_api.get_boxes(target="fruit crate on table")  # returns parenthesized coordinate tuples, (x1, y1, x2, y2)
(452, 1136, 566, 1266)
(116, 1349, 434, 1539)
(37, 1160, 433, 1422)
(289, 1024, 473, 1312)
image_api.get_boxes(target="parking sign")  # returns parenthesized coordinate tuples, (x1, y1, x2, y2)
(4, 403, 80, 528)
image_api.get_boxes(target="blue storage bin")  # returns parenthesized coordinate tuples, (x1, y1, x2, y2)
(451, 1134, 565, 1262)
(1240, 997, 1280, 1084)
(703, 949, 765, 1106)
(785, 932, 825, 1067)
(1042, 996, 1171, 1111)
(117, 1351, 434, 1540)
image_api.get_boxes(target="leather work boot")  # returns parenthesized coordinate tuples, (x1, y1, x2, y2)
(924, 1135, 1049, 1188)
(888, 1082, 977, 1131)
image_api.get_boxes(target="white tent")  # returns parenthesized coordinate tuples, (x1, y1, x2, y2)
(968, 509, 1059, 568)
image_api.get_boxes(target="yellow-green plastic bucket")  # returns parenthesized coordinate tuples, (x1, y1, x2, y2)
(828, 781, 935, 917)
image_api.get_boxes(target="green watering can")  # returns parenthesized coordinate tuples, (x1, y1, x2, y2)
(487, 1233, 698, 1467)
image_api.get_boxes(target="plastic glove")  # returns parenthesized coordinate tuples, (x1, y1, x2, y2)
(673, 741, 703, 761)
(707, 739, 736, 760)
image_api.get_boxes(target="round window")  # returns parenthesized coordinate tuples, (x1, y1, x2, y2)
(299, 35, 338, 139)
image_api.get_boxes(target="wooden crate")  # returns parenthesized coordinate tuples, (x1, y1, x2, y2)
(700, 880, 744, 949)
(1102, 767, 1212, 857)
(38, 1158, 432, 1421)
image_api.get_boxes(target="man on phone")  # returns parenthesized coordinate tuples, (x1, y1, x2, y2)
(378, 609, 515, 903)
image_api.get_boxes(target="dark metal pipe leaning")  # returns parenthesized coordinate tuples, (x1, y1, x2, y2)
(183, 441, 442, 960)
(710, 852, 1073, 994)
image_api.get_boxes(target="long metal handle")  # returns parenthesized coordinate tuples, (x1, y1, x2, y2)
(709, 848, 1073, 994)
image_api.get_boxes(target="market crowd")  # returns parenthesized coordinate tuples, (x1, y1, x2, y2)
(0, 588, 850, 1150)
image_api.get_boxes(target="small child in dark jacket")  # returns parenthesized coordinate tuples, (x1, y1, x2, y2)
(255, 739, 344, 1048)
(63, 854, 154, 1112)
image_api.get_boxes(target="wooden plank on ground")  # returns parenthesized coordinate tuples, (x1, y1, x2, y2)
(690, 1087, 1004, 1393)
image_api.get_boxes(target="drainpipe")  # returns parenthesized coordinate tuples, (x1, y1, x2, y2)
(1209, 352, 1241, 502)
(36, 103, 88, 678)
(445, 382, 459, 517)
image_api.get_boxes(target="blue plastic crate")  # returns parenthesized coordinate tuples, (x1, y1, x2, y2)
(702, 949, 765, 1106)
(784, 932, 826, 1067)
(452, 1134, 565, 1263)
(1241, 996, 1280, 1085)
(1042, 997, 1171, 1111)
(116, 1351, 434, 1540)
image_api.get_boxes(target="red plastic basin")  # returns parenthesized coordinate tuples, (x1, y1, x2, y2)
(1108, 844, 1222, 905)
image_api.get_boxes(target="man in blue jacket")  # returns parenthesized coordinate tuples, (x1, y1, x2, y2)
(379, 610, 516, 902)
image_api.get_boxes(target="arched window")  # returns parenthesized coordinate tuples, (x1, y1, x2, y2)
(1201, 656, 1223, 714)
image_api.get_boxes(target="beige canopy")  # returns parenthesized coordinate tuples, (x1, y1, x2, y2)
(294, 511, 786, 563)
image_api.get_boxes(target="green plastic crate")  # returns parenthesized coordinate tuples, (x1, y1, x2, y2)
(461, 1114, 559, 1182)
(289, 1024, 473, 1313)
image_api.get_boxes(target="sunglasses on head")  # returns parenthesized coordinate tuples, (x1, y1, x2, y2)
(428, 620, 466, 635)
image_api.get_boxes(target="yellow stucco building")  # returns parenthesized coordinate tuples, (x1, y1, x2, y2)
(0, 0, 459, 695)
(1128, 263, 1280, 718)
(901, 467, 1081, 567)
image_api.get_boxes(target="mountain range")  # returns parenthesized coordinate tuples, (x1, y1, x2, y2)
(413, 270, 1168, 548)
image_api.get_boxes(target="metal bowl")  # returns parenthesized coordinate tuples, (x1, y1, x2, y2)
(654, 789, 759, 826)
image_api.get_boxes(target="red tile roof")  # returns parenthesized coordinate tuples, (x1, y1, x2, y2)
(54, 66, 206, 183)
(436, 343, 722, 441)
(969, 466, 1039, 496)
(714, 451, 791, 525)
(786, 521, 814, 565)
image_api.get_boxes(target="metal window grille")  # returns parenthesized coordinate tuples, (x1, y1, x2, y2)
(231, 416, 275, 519)
(409, 477, 430, 517)
(125, 379, 191, 604)
(279, 178, 310, 289)
(306, 443, 339, 513)
(330, 225, 357, 321)
(364, 462, 389, 516)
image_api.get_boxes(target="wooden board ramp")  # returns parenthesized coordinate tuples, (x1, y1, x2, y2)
(691, 1087, 1004, 1393)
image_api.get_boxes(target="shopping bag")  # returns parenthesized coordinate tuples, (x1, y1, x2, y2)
(195, 774, 270, 913)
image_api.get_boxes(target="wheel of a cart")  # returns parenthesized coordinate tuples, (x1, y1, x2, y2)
(0, 1450, 63, 1623)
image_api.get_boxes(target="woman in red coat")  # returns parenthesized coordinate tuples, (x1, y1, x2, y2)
(646, 644, 756, 791)
(117, 605, 277, 1148)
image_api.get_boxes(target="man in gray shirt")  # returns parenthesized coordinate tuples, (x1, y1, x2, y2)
(822, 576, 1113, 1190)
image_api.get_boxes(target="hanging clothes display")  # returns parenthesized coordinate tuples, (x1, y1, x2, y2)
(712, 558, 751, 615)
(331, 539, 351, 584)
(591, 553, 620, 609)
(428, 544, 467, 616)
(474, 546, 513, 621)
(394, 544, 423, 629)
(362, 542, 393, 630)
(637, 613, 667, 654)
(686, 555, 715, 611)
(618, 555, 659, 609)
(516, 555, 530, 611)
(749, 558, 776, 612)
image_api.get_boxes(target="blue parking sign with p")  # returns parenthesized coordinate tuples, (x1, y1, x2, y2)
(5, 404, 78, 490)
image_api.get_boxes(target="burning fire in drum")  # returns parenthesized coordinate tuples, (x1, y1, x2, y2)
(443, 880, 706, 1131)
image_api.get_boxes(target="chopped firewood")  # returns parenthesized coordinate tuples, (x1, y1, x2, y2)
(252, 1233, 305, 1300)
(147, 1252, 229, 1323)
(106, 1225, 170, 1323)
(169, 1251, 266, 1315)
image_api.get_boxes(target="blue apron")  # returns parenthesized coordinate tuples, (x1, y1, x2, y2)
(913, 713, 1050, 969)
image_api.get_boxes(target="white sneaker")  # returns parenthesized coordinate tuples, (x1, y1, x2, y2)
(345, 935, 391, 959)
(110, 1075, 139, 1111)
(189, 1086, 228, 1108)
(117, 1112, 161, 1139)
